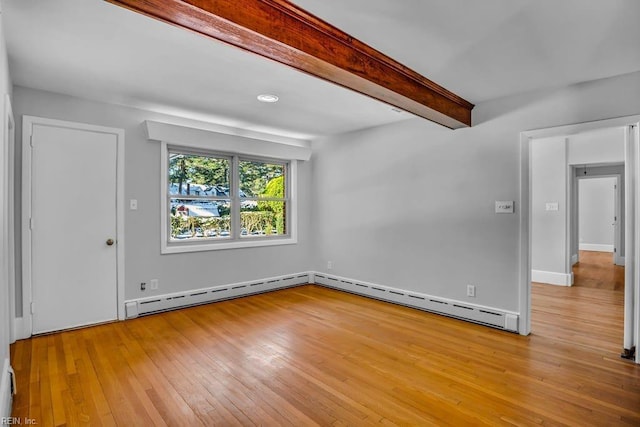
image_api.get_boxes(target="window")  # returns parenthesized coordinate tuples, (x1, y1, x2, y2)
(162, 146, 296, 253)
(239, 159, 288, 237)
(168, 152, 232, 240)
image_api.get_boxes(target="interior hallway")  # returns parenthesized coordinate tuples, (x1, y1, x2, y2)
(573, 250, 625, 290)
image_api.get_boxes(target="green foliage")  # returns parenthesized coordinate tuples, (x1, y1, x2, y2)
(171, 214, 188, 235)
(240, 161, 284, 197)
(171, 211, 282, 238)
(217, 204, 230, 217)
(240, 211, 275, 234)
(258, 175, 285, 234)
(264, 175, 284, 198)
(170, 214, 230, 238)
(169, 154, 229, 192)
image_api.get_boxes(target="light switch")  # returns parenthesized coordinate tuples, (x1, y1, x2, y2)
(545, 202, 559, 211)
(130, 199, 138, 210)
(495, 201, 514, 214)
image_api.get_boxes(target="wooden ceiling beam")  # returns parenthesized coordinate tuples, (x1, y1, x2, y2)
(106, 0, 474, 128)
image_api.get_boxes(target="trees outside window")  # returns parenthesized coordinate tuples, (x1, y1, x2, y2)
(167, 149, 289, 245)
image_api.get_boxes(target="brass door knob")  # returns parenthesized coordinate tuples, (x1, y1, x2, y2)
(106, 238, 115, 246)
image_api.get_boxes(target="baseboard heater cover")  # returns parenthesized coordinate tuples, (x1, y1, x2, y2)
(124, 271, 519, 333)
(313, 273, 519, 333)
(125, 272, 311, 318)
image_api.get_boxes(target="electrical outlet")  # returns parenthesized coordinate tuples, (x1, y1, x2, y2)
(327, 261, 333, 270)
(140, 282, 146, 291)
(150, 279, 159, 290)
(467, 284, 476, 297)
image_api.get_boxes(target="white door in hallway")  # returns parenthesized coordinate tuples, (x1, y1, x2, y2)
(30, 123, 118, 333)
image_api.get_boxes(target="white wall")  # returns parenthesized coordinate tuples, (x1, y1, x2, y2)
(579, 177, 616, 251)
(568, 127, 625, 165)
(531, 136, 568, 282)
(311, 71, 640, 312)
(12, 86, 313, 315)
(0, 7, 13, 419)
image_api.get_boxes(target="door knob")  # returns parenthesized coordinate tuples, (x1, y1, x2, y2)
(106, 238, 115, 246)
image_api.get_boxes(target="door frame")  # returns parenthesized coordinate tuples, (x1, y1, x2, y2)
(519, 115, 640, 363)
(3, 95, 15, 343)
(21, 116, 125, 338)
(572, 171, 623, 266)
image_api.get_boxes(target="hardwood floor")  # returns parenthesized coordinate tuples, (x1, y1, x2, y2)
(11, 285, 640, 426)
(531, 250, 624, 354)
(572, 250, 624, 291)
(531, 282, 624, 356)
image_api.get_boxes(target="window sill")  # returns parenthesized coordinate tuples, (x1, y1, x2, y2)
(161, 236, 297, 254)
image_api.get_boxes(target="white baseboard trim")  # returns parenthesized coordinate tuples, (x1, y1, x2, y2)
(532, 270, 572, 286)
(579, 243, 614, 252)
(12, 317, 27, 342)
(124, 272, 311, 318)
(0, 358, 12, 419)
(311, 272, 519, 333)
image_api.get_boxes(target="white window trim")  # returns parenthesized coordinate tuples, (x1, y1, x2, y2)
(160, 141, 298, 254)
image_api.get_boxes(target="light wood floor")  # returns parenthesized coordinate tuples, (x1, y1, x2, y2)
(532, 250, 626, 355)
(572, 250, 624, 291)
(11, 285, 640, 426)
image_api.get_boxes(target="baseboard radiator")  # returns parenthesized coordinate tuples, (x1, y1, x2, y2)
(313, 273, 519, 333)
(125, 272, 310, 318)
(124, 271, 519, 333)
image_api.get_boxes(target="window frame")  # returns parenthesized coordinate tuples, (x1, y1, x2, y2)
(161, 142, 297, 254)
(237, 155, 290, 239)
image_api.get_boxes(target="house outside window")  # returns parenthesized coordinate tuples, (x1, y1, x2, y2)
(162, 146, 296, 253)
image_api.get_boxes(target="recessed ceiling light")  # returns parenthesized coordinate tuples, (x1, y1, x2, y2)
(257, 94, 279, 103)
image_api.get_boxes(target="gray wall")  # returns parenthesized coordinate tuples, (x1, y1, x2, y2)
(531, 137, 567, 276)
(12, 86, 314, 314)
(579, 177, 616, 248)
(311, 71, 640, 312)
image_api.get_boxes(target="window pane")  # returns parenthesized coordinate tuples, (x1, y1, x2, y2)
(239, 160, 285, 198)
(241, 201, 286, 237)
(169, 153, 230, 196)
(170, 199, 231, 240)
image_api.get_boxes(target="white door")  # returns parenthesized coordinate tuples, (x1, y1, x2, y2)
(30, 123, 118, 333)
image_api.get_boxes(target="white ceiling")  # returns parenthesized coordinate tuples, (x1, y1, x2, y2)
(3, 0, 640, 139)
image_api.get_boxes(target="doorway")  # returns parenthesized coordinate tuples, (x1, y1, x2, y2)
(573, 173, 624, 289)
(21, 116, 125, 336)
(573, 169, 624, 266)
(520, 117, 640, 363)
